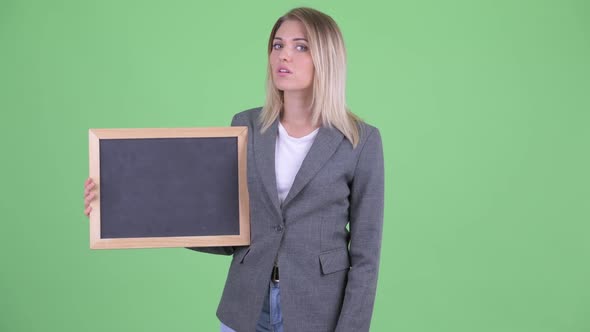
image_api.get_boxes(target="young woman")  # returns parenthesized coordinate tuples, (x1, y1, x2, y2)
(84, 7, 384, 332)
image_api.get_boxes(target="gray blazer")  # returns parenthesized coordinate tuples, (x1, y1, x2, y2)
(187, 107, 384, 332)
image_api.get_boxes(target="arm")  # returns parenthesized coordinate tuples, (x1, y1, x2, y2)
(185, 245, 235, 255)
(185, 113, 246, 256)
(335, 127, 385, 332)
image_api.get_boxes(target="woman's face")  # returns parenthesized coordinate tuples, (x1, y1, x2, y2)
(270, 19, 314, 93)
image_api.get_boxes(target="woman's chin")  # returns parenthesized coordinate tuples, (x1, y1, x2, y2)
(274, 85, 311, 94)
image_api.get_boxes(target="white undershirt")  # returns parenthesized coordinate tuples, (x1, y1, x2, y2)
(275, 121, 320, 206)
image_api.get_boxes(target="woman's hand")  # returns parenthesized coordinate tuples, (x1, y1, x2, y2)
(83, 177, 96, 217)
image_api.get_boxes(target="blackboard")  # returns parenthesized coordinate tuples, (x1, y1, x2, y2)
(88, 127, 250, 249)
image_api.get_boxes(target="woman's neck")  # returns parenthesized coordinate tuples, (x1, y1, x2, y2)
(280, 89, 320, 138)
(281, 89, 314, 126)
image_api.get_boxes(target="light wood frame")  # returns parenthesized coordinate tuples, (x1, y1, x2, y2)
(88, 127, 250, 249)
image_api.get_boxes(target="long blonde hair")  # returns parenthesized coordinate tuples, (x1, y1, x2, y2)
(259, 7, 363, 148)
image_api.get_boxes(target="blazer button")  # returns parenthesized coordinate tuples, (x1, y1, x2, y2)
(275, 225, 284, 232)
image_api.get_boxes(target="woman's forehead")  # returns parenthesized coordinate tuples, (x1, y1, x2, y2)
(275, 20, 307, 40)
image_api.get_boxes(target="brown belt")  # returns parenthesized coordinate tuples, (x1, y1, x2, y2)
(271, 265, 279, 282)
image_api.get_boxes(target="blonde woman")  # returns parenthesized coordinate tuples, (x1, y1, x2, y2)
(83, 7, 384, 332)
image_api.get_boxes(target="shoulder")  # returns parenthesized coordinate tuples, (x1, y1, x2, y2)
(352, 118, 382, 152)
(350, 119, 384, 177)
(231, 106, 263, 126)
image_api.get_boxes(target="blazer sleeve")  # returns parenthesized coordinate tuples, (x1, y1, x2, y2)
(335, 127, 385, 332)
(185, 113, 246, 256)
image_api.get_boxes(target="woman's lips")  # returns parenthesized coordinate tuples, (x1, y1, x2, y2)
(277, 67, 292, 77)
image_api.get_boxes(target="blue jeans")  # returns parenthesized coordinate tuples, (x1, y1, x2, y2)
(220, 280, 283, 332)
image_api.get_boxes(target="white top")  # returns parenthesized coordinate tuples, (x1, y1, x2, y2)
(275, 121, 320, 205)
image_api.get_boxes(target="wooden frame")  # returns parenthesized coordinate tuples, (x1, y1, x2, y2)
(88, 127, 250, 249)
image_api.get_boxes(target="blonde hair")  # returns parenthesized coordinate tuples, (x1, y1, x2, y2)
(259, 7, 363, 148)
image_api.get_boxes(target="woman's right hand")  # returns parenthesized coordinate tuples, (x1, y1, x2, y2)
(83, 177, 96, 217)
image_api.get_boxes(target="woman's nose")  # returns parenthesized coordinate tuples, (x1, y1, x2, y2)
(279, 48, 291, 61)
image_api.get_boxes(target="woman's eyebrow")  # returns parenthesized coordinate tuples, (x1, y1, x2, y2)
(274, 36, 308, 42)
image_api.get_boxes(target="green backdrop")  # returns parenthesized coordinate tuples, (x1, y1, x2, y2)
(1, 0, 588, 331)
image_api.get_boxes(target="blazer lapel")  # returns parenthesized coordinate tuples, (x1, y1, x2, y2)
(281, 124, 344, 209)
(254, 116, 345, 216)
(254, 116, 282, 218)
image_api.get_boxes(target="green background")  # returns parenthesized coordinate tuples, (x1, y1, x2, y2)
(1, 0, 588, 331)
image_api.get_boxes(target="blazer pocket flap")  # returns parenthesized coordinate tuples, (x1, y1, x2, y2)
(234, 247, 251, 264)
(319, 248, 351, 275)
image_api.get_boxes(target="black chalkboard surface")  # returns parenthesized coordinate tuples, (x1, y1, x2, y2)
(88, 127, 250, 249)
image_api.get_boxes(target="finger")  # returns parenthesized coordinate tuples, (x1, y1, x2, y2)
(84, 181, 95, 192)
(85, 206, 92, 216)
(85, 177, 93, 187)
(84, 183, 95, 196)
(85, 193, 95, 205)
(84, 194, 93, 205)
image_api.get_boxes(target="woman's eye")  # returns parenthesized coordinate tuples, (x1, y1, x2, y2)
(272, 43, 308, 52)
